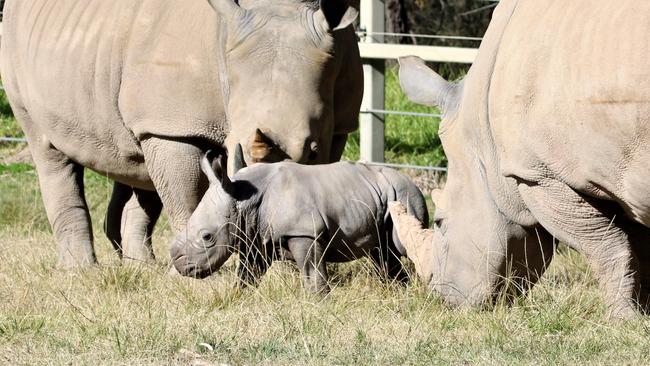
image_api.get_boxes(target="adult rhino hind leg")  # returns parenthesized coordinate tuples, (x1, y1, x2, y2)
(518, 178, 640, 318)
(104, 182, 132, 257)
(26, 129, 97, 267)
(626, 225, 650, 313)
(120, 188, 162, 264)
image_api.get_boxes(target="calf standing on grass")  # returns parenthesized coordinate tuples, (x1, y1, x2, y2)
(171, 146, 429, 293)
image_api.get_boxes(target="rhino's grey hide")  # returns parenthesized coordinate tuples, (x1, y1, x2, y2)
(171, 156, 429, 293)
(390, 0, 650, 318)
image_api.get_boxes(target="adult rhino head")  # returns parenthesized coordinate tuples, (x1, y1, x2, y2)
(210, 0, 362, 169)
(390, 55, 556, 307)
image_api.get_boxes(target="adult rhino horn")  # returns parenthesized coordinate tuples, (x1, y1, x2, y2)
(388, 202, 435, 286)
(250, 128, 272, 161)
(206, 0, 245, 20)
(398, 56, 462, 116)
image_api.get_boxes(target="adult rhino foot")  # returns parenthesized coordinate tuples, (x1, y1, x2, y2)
(607, 299, 639, 320)
(121, 239, 156, 265)
(57, 240, 98, 268)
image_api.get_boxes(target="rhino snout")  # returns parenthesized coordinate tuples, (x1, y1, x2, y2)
(170, 234, 209, 278)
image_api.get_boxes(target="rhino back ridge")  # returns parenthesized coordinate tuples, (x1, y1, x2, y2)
(489, 0, 650, 226)
(1, 0, 227, 187)
(232, 161, 428, 260)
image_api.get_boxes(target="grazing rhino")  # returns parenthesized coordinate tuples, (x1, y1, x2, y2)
(0, 0, 362, 267)
(389, 0, 650, 317)
(170, 148, 429, 292)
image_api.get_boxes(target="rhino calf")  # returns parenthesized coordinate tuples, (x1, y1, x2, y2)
(171, 148, 429, 292)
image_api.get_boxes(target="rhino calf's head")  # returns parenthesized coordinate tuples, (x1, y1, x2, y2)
(170, 147, 248, 278)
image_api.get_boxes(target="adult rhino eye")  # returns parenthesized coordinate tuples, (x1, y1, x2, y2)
(308, 141, 319, 161)
(433, 217, 444, 228)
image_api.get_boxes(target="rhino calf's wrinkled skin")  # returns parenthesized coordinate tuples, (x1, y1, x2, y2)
(171, 150, 429, 293)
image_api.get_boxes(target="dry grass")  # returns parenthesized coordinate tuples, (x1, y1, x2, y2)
(2, 168, 650, 365)
(3, 69, 650, 365)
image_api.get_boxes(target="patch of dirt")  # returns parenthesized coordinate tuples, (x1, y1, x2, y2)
(401, 169, 446, 196)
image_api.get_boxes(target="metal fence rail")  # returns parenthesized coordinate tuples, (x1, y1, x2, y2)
(0, 137, 26, 143)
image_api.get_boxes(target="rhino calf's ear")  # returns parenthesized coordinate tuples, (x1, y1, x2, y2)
(201, 151, 220, 185)
(316, 0, 359, 31)
(201, 150, 233, 190)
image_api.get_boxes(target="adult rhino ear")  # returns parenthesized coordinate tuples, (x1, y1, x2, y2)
(398, 56, 461, 115)
(206, 0, 245, 20)
(315, 0, 359, 31)
(200, 150, 233, 192)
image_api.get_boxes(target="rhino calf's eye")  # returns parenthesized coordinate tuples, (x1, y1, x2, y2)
(201, 232, 213, 242)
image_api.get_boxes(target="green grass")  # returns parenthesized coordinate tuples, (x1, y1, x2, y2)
(345, 67, 447, 167)
(2, 69, 650, 365)
(0, 88, 20, 138)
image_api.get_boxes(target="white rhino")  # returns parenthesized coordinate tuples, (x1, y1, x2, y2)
(389, 0, 650, 317)
(0, 0, 362, 267)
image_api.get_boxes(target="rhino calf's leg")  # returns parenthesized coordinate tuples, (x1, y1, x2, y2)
(119, 188, 162, 264)
(29, 136, 97, 267)
(237, 241, 271, 289)
(518, 178, 640, 318)
(288, 237, 330, 294)
(370, 228, 408, 285)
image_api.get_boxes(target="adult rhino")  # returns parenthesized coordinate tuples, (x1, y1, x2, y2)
(389, 0, 650, 317)
(0, 0, 362, 267)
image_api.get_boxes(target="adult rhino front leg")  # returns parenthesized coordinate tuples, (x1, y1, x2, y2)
(328, 134, 348, 163)
(141, 137, 208, 233)
(518, 178, 640, 318)
(118, 186, 162, 264)
(28, 132, 97, 267)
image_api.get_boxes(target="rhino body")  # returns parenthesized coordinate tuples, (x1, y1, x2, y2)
(1, 0, 362, 266)
(171, 158, 429, 292)
(391, 0, 650, 316)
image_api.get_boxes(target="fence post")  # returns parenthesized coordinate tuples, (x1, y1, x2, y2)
(359, 0, 385, 163)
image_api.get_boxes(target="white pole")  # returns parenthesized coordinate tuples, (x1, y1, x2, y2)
(359, 0, 385, 163)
